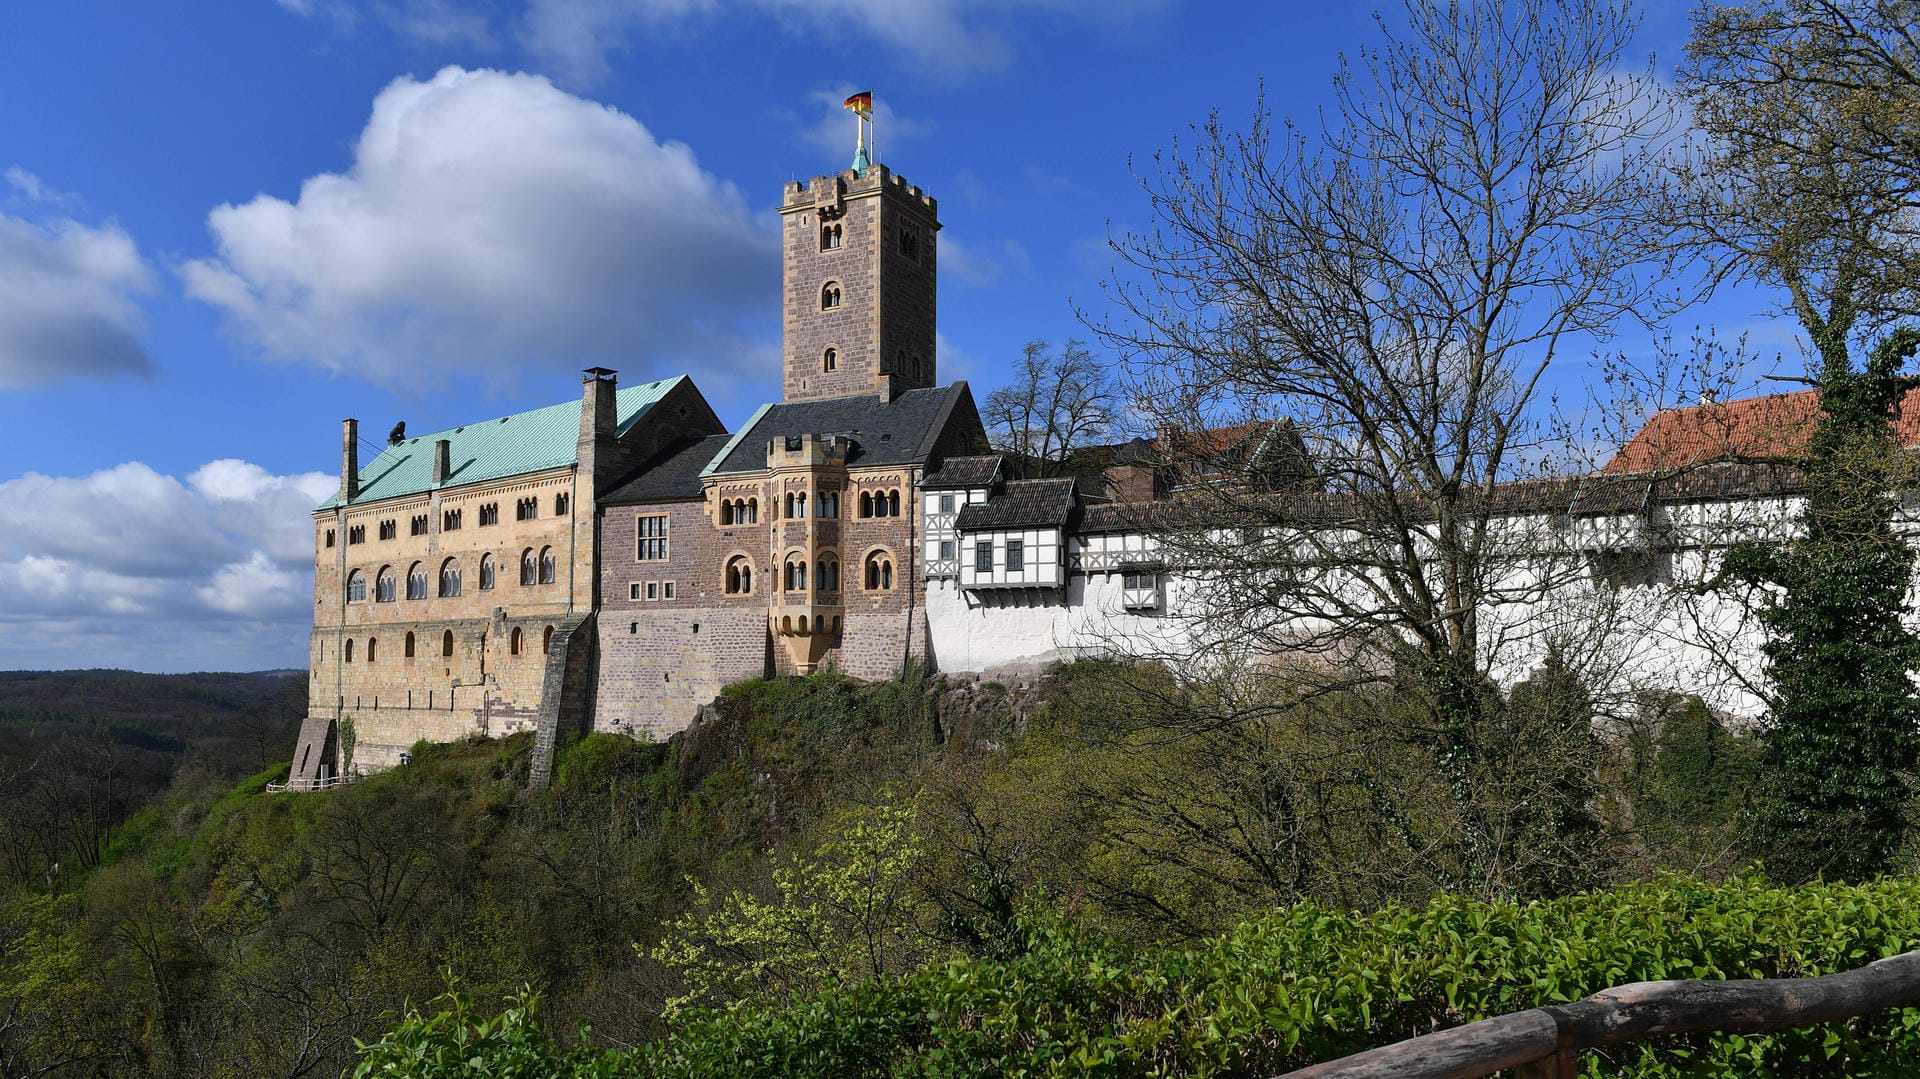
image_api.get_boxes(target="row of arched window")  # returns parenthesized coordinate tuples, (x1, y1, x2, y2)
(782, 490, 842, 519)
(339, 626, 556, 664)
(347, 547, 557, 603)
(721, 550, 892, 595)
(720, 498, 759, 524)
(859, 490, 902, 517)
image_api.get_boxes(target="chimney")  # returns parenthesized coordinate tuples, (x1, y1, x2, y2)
(580, 367, 618, 444)
(433, 439, 451, 485)
(341, 419, 360, 502)
(1699, 388, 1719, 406)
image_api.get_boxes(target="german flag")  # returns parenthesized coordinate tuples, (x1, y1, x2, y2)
(843, 91, 873, 116)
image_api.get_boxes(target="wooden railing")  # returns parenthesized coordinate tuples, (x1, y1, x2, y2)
(1277, 950, 1920, 1078)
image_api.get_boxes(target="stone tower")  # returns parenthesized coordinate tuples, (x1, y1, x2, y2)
(778, 163, 940, 404)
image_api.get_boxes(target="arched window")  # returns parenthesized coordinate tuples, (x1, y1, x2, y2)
(821, 281, 841, 310)
(823, 347, 838, 373)
(726, 556, 753, 595)
(404, 631, 416, 658)
(818, 558, 840, 592)
(911, 354, 923, 379)
(407, 562, 427, 600)
(439, 558, 461, 597)
(542, 626, 555, 655)
(818, 491, 839, 518)
(367, 637, 377, 663)
(510, 627, 523, 655)
(821, 222, 842, 250)
(785, 558, 807, 592)
(376, 566, 396, 603)
(520, 548, 536, 586)
(865, 551, 894, 591)
(539, 547, 556, 585)
(479, 553, 495, 590)
(347, 570, 367, 603)
(747, 498, 759, 524)
(859, 491, 873, 518)
(887, 490, 900, 517)
(344, 638, 356, 662)
(895, 348, 906, 372)
(442, 630, 454, 657)
(721, 501, 734, 525)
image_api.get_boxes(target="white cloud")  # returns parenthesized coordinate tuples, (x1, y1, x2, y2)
(0, 460, 335, 671)
(0, 176, 156, 389)
(182, 66, 777, 392)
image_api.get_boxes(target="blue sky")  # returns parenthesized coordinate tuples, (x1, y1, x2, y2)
(0, 1, 1782, 672)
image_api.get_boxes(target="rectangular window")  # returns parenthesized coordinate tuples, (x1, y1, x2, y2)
(646, 582, 659, 600)
(629, 582, 642, 601)
(975, 541, 993, 574)
(939, 539, 955, 560)
(1007, 540, 1025, 572)
(939, 494, 954, 513)
(636, 514, 669, 560)
(664, 581, 676, 599)
(1124, 571, 1151, 590)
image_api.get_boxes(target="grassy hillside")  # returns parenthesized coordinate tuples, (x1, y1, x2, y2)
(0, 660, 1794, 1077)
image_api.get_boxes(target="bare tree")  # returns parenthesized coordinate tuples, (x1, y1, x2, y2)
(981, 339, 1120, 478)
(1093, 0, 1682, 897)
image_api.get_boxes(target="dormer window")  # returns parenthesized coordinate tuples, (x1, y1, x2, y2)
(821, 222, 842, 250)
(821, 282, 841, 310)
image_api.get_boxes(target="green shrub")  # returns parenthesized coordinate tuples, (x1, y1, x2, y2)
(368, 875, 1920, 1077)
(637, 874, 1920, 1077)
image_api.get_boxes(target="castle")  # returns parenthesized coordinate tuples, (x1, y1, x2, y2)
(286, 148, 1872, 791)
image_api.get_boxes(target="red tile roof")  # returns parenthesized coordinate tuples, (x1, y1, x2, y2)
(1604, 388, 1920, 473)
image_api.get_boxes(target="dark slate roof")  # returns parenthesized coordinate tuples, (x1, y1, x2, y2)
(600, 433, 735, 504)
(956, 478, 1077, 531)
(922, 454, 1003, 489)
(1074, 502, 1156, 534)
(705, 385, 971, 476)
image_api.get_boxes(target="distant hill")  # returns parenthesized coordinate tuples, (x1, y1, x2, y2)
(0, 668, 306, 885)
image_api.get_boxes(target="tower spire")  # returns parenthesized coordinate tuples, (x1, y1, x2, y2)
(843, 90, 873, 175)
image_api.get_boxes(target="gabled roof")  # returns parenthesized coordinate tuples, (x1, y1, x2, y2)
(957, 478, 1077, 531)
(922, 455, 1002, 490)
(1604, 388, 1920, 473)
(704, 384, 972, 476)
(600, 433, 736, 504)
(318, 377, 687, 509)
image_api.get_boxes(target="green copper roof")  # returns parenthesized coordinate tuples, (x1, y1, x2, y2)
(317, 376, 685, 510)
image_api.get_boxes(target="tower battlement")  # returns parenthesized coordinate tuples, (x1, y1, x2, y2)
(778, 162, 941, 405)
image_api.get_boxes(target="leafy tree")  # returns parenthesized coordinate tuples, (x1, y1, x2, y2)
(650, 796, 932, 1018)
(1683, 0, 1920, 880)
